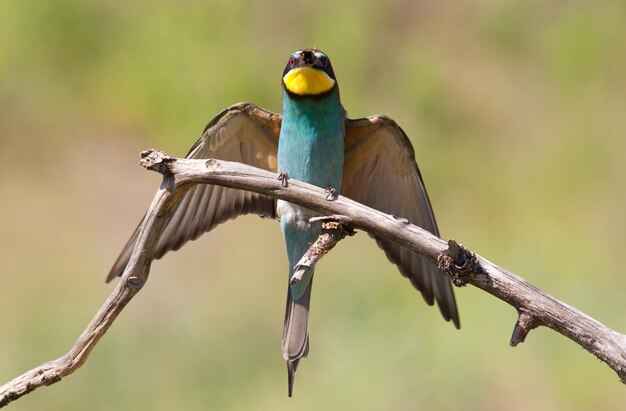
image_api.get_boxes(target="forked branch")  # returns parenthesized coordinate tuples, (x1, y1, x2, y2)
(1, 150, 624, 407)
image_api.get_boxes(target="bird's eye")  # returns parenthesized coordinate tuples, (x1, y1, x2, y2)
(289, 57, 296, 66)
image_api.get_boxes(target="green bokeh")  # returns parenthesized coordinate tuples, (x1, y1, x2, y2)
(1, 1, 625, 410)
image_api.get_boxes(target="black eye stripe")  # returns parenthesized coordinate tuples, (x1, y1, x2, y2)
(283, 49, 336, 82)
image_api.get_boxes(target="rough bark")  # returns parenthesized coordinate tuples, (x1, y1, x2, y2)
(1, 150, 624, 407)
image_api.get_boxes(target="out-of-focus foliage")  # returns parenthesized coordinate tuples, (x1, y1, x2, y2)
(1, 1, 624, 410)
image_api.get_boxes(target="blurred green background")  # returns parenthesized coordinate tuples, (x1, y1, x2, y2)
(1, 1, 625, 410)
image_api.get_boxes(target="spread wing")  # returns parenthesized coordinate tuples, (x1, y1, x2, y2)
(106, 103, 281, 282)
(342, 116, 460, 327)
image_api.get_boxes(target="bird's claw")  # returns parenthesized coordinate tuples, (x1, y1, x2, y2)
(324, 186, 337, 201)
(392, 214, 410, 224)
(278, 169, 289, 188)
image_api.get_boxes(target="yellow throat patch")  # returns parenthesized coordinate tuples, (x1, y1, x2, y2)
(283, 66, 335, 95)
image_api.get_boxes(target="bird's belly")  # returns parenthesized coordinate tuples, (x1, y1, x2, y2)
(276, 200, 317, 228)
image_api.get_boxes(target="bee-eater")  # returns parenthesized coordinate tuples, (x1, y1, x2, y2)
(107, 48, 459, 396)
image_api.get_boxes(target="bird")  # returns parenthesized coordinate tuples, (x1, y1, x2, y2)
(107, 48, 459, 396)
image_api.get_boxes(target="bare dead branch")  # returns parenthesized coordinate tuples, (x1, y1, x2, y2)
(0, 150, 181, 407)
(1, 150, 625, 407)
(290, 220, 355, 285)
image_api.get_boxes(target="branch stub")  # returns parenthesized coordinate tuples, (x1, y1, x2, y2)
(437, 239, 481, 287)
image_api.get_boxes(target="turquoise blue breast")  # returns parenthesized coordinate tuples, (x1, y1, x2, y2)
(277, 88, 345, 191)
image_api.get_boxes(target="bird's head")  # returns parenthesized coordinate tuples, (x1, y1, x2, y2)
(282, 48, 337, 97)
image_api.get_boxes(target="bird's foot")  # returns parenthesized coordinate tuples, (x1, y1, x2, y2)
(392, 214, 410, 224)
(324, 186, 337, 201)
(278, 169, 289, 187)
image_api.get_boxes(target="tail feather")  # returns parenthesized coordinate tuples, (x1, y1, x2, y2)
(282, 277, 313, 397)
(280, 216, 320, 396)
(287, 359, 299, 397)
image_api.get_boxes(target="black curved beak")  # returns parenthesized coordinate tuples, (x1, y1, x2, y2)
(302, 49, 315, 65)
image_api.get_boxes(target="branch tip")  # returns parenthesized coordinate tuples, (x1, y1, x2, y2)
(289, 218, 356, 285)
(139, 150, 176, 175)
(290, 265, 309, 285)
(510, 311, 540, 347)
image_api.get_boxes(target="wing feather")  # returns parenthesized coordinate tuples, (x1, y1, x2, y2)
(106, 103, 281, 282)
(342, 116, 460, 327)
